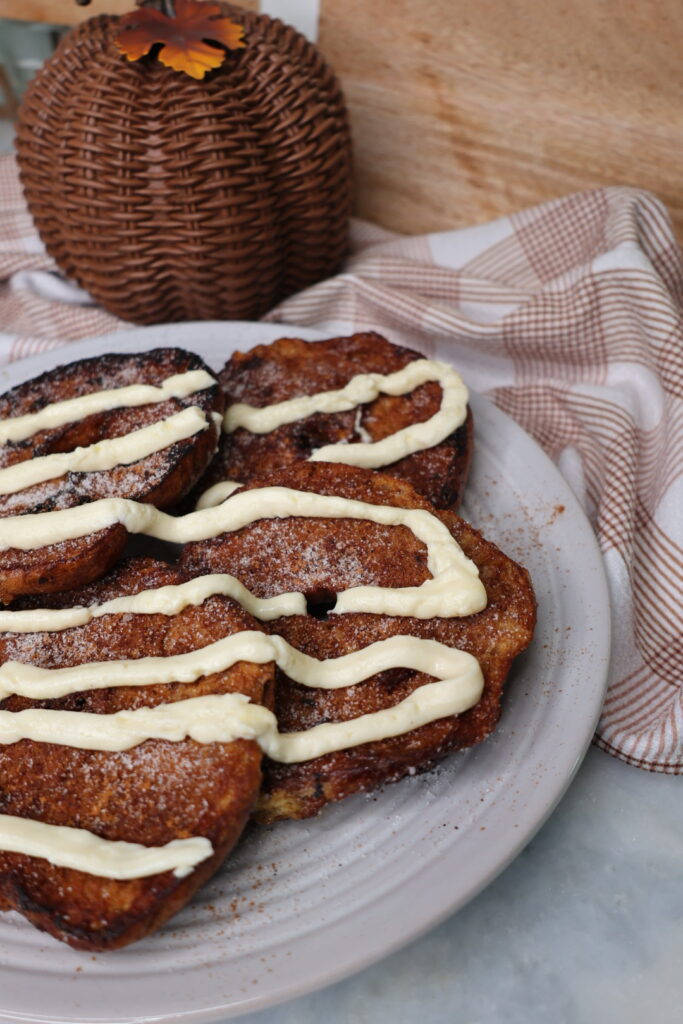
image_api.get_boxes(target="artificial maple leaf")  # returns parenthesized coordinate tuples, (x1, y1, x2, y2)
(116, 0, 245, 80)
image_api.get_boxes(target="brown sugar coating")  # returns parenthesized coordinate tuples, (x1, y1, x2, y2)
(180, 462, 536, 823)
(0, 558, 275, 951)
(195, 332, 473, 510)
(0, 348, 224, 602)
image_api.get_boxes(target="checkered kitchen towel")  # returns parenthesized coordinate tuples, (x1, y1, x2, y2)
(1, 151, 682, 774)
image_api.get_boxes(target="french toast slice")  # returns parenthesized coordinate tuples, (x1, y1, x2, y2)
(194, 332, 472, 509)
(0, 558, 274, 950)
(0, 348, 223, 602)
(180, 462, 536, 822)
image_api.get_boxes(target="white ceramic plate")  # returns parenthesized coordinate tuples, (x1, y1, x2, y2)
(0, 323, 611, 1024)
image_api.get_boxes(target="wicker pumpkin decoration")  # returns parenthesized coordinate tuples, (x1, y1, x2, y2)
(15, 3, 352, 324)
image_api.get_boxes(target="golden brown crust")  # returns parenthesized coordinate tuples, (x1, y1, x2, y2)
(0, 524, 128, 606)
(0, 348, 224, 602)
(0, 342, 539, 948)
(195, 332, 472, 509)
(181, 462, 536, 823)
(0, 558, 275, 950)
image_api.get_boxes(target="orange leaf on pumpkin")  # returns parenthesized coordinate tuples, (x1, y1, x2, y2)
(116, 0, 245, 80)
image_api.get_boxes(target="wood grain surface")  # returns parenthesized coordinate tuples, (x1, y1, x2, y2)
(2, 0, 682, 238)
(317, 0, 683, 236)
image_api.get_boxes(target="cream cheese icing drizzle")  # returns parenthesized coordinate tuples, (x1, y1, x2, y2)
(0, 358, 485, 880)
(0, 632, 482, 702)
(224, 359, 468, 470)
(0, 357, 491, 884)
(0, 369, 217, 445)
(0, 661, 481, 880)
(0, 574, 305, 632)
(0, 487, 486, 618)
(0, 814, 212, 879)
(195, 480, 243, 510)
(0, 675, 482, 762)
(0, 407, 212, 496)
(0, 630, 482, 885)
(0, 693, 270, 751)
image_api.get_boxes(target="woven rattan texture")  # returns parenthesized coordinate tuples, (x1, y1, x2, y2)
(15, 5, 352, 325)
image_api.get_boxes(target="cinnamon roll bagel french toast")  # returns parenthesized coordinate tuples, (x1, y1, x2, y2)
(0, 348, 223, 602)
(0, 558, 274, 951)
(194, 332, 473, 510)
(181, 462, 536, 823)
(0, 334, 536, 950)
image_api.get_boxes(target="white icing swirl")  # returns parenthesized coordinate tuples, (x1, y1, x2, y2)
(0, 407, 211, 495)
(0, 356, 489, 882)
(0, 632, 482, 704)
(0, 814, 212, 879)
(224, 359, 468, 470)
(0, 676, 482, 763)
(0, 487, 486, 619)
(0, 573, 305, 631)
(0, 369, 217, 445)
(195, 480, 243, 510)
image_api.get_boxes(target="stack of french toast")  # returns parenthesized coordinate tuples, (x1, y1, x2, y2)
(0, 332, 535, 950)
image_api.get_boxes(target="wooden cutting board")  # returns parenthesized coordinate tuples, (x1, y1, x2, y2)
(318, 0, 683, 237)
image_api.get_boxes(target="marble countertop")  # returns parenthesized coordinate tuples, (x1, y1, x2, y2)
(227, 746, 682, 1024)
